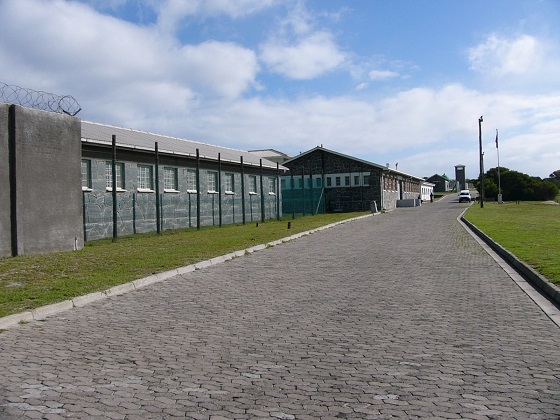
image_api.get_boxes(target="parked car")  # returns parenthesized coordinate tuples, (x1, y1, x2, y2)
(458, 190, 472, 203)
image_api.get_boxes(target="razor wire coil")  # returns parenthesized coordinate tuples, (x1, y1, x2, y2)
(0, 82, 81, 116)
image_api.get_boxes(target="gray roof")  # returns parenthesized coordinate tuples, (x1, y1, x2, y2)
(81, 121, 282, 170)
(284, 146, 424, 181)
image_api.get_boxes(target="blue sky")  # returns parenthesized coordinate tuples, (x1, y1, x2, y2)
(1, 0, 559, 179)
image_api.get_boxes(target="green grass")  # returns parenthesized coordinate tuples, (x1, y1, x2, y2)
(0, 212, 369, 318)
(464, 201, 560, 285)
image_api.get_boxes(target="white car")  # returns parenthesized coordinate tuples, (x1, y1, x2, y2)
(458, 190, 472, 203)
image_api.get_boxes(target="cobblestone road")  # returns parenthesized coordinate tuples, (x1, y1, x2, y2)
(1, 197, 559, 419)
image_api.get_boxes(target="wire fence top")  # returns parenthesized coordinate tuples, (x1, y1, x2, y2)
(1, 82, 81, 116)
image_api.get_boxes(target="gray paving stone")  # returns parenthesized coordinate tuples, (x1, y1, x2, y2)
(0, 197, 559, 418)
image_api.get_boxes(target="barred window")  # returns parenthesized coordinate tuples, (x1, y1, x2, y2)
(224, 173, 234, 193)
(81, 159, 92, 190)
(137, 164, 153, 190)
(186, 169, 197, 191)
(105, 161, 125, 190)
(268, 177, 276, 194)
(248, 175, 257, 193)
(164, 167, 178, 191)
(207, 171, 218, 192)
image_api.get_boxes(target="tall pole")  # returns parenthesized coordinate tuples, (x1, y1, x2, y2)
(496, 129, 501, 201)
(478, 116, 484, 208)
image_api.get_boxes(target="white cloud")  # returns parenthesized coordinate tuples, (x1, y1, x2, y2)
(155, 0, 280, 34)
(368, 69, 399, 81)
(260, 31, 346, 79)
(0, 0, 259, 109)
(468, 34, 540, 77)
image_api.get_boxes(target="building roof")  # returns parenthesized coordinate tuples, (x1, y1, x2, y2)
(81, 121, 283, 170)
(284, 146, 425, 181)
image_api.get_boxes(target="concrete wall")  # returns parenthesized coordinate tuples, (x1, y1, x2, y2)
(0, 104, 10, 258)
(11, 106, 83, 255)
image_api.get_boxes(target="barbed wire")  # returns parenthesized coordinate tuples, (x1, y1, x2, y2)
(0, 82, 81, 116)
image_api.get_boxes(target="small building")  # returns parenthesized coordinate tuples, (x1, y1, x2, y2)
(420, 181, 436, 201)
(81, 121, 284, 241)
(426, 173, 450, 192)
(280, 146, 423, 214)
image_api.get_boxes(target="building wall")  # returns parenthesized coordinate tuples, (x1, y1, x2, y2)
(82, 145, 281, 241)
(0, 104, 10, 258)
(282, 149, 383, 214)
(6, 105, 83, 256)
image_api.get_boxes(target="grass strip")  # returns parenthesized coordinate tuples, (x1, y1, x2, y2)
(0, 212, 369, 318)
(464, 201, 560, 285)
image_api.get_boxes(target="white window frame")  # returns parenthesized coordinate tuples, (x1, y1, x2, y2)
(163, 167, 178, 192)
(186, 169, 197, 193)
(224, 173, 235, 195)
(268, 177, 276, 195)
(207, 171, 218, 194)
(248, 175, 258, 195)
(105, 161, 125, 191)
(81, 159, 92, 191)
(137, 164, 154, 192)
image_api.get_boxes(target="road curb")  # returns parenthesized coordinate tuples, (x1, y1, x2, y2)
(0, 214, 374, 329)
(461, 215, 560, 307)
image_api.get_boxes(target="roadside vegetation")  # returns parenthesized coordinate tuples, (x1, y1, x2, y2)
(464, 201, 560, 285)
(0, 212, 369, 318)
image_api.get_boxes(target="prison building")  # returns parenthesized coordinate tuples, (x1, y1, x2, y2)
(279, 146, 423, 215)
(81, 121, 284, 241)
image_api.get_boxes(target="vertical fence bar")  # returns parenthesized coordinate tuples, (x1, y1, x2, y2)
(218, 153, 222, 227)
(196, 148, 201, 230)
(309, 171, 314, 215)
(291, 171, 295, 219)
(132, 192, 137, 234)
(155, 142, 160, 234)
(112, 134, 117, 242)
(301, 168, 305, 217)
(240, 156, 246, 225)
(276, 163, 280, 220)
(82, 191, 87, 243)
(8, 105, 18, 256)
(260, 159, 265, 222)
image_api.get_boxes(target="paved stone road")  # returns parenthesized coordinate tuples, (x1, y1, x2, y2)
(1, 197, 559, 419)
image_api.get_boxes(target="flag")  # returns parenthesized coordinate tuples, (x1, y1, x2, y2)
(495, 129, 499, 148)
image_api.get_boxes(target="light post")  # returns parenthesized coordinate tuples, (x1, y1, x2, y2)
(478, 116, 484, 208)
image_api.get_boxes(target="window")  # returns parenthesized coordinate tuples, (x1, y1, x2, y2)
(363, 174, 370, 186)
(248, 175, 257, 193)
(105, 161, 125, 190)
(298, 178, 303, 189)
(268, 177, 276, 194)
(207, 171, 218, 193)
(137, 164, 153, 190)
(335, 176, 341, 186)
(224, 173, 234, 193)
(164, 167, 178, 191)
(316, 178, 322, 188)
(345, 176, 350, 186)
(186, 169, 197, 192)
(354, 175, 360, 186)
(326, 177, 332, 187)
(81, 159, 92, 190)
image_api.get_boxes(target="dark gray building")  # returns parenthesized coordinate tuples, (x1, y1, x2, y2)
(81, 121, 284, 241)
(280, 146, 423, 214)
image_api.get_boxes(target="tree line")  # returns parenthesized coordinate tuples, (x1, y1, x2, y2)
(469, 168, 559, 201)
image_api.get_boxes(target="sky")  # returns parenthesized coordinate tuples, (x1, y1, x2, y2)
(1, 0, 559, 180)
